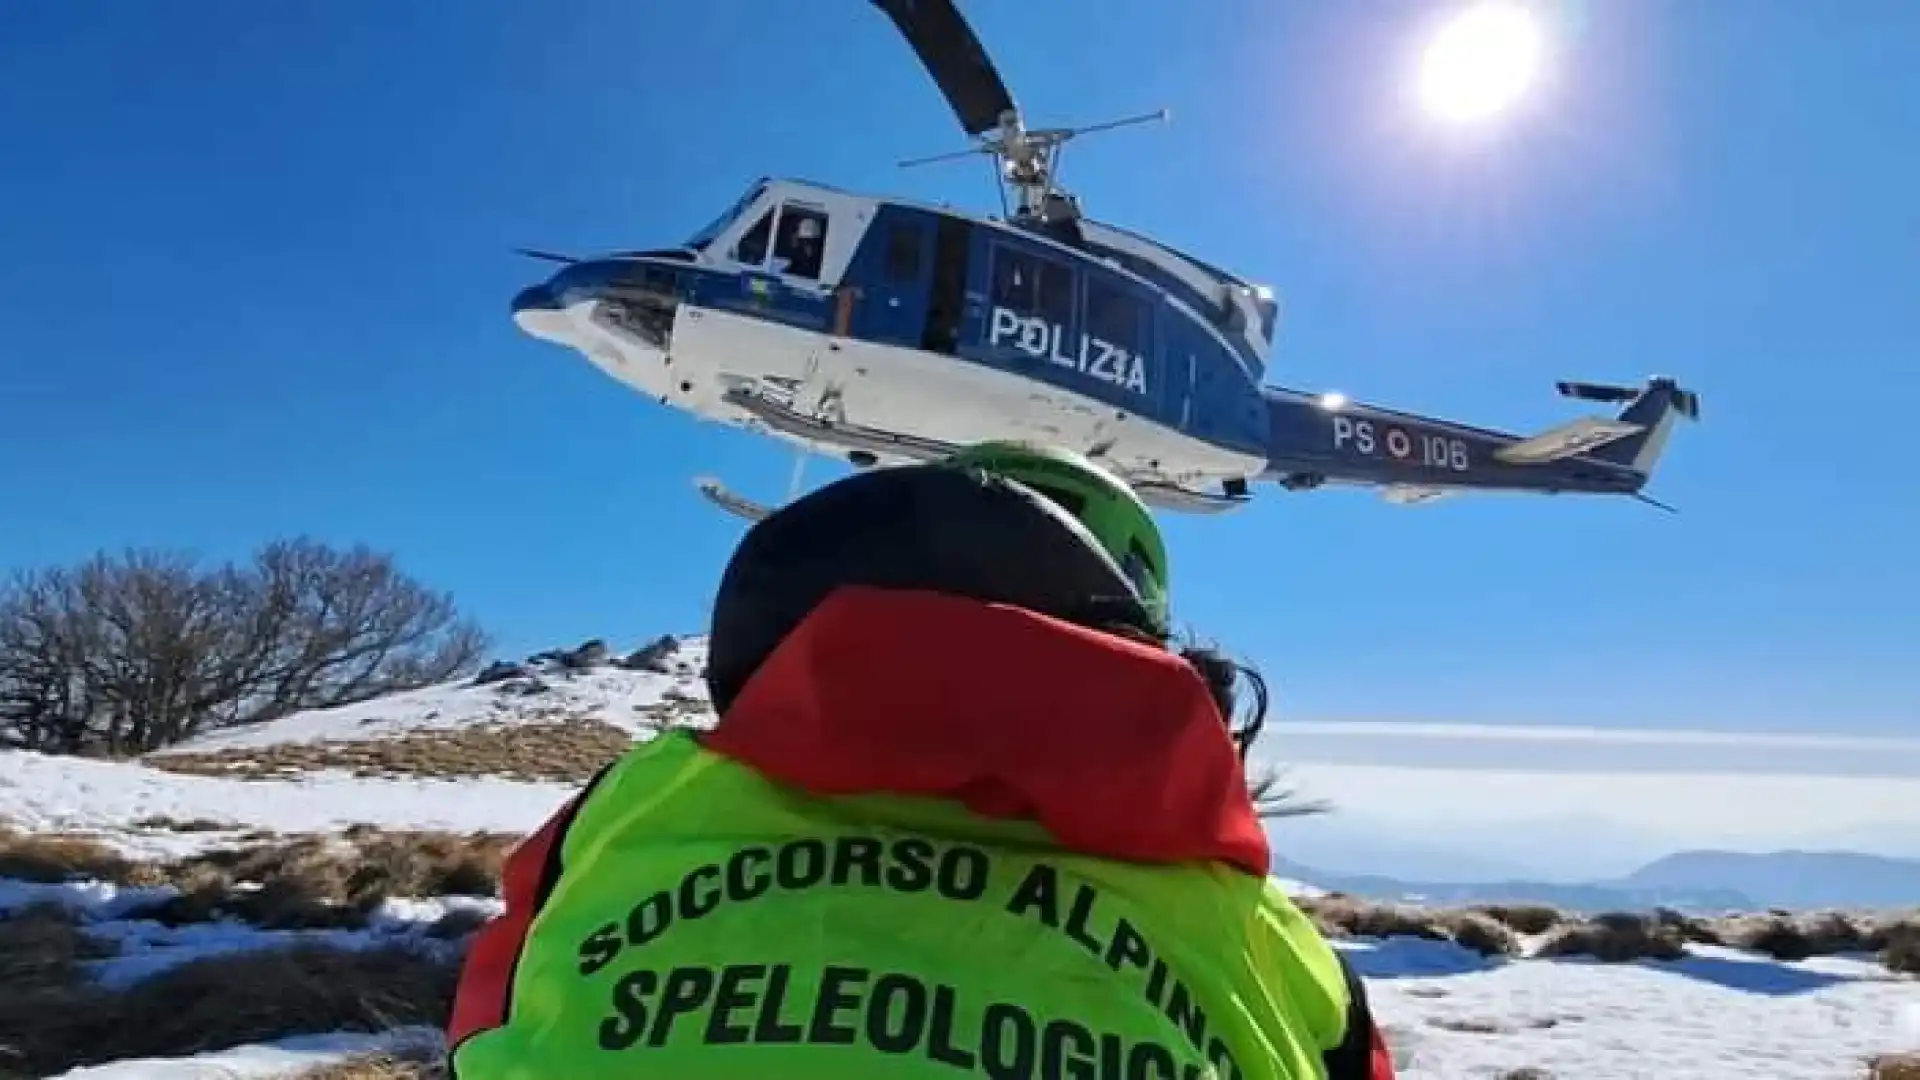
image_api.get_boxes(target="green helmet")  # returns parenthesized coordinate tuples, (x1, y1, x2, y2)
(941, 441, 1170, 638)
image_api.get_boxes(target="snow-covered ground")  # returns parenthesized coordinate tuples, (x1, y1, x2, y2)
(153, 635, 710, 753)
(1354, 937, 1918, 1079)
(0, 748, 578, 860)
(3, 634, 1918, 1079)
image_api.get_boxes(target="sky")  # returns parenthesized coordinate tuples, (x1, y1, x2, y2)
(2, 1, 1917, 852)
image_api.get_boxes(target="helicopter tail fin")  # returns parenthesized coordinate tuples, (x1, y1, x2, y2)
(1553, 377, 1702, 476)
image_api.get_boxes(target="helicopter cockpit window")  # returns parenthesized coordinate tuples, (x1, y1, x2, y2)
(685, 182, 767, 252)
(731, 210, 774, 266)
(772, 204, 829, 280)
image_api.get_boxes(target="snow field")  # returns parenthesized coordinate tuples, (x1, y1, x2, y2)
(1, 635, 1916, 1079)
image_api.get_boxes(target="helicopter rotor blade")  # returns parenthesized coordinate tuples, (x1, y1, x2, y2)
(513, 247, 579, 265)
(869, 0, 1016, 137)
(1060, 108, 1169, 140)
(897, 144, 993, 169)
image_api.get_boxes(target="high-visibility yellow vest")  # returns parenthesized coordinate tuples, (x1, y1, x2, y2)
(450, 730, 1356, 1080)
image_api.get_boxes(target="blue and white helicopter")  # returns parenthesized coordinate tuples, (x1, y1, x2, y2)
(511, 0, 1700, 521)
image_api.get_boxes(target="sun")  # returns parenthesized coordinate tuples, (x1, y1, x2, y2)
(1417, 2, 1547, 124)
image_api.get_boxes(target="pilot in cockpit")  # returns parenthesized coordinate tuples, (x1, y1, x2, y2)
(775, 214, 826, 280)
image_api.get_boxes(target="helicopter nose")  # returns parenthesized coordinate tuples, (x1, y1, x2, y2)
(511, 283, 557, 317)
(511, 282, 574, 345)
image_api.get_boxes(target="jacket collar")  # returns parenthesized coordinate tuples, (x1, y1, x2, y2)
(700, 585, 1270, 877)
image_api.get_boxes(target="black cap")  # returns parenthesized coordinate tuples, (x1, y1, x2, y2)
(705, 463, 1155, 714)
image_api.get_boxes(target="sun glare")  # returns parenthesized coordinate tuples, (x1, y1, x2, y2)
(1417, 2, 1546, 125)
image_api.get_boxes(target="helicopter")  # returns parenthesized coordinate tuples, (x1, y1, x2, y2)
(510, 0, 1700, 522)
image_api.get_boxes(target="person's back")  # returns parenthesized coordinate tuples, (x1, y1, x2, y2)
(446, 449, 1394, 1080)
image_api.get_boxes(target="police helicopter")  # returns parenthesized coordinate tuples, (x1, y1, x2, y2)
(510, 0, 1700, 522)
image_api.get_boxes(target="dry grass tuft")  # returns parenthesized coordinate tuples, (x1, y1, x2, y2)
(1882, 916, 1920, 975)
(1871, 1052, 1920, 1080)
(1438, 911, 1522, 958)
(134, 829, 520, 931)
(1651, 907, 1724, 947)
(1711, 910, 1875, 961)
(147, 718, 637, 783)
(0, 942, 456, 1077)
(1535, 912, 1688, 963)
(1469, 904, 1566, 936)
(131, 815, 237, 833)
(1297, 894, 1449, 943)
(1426, 1015, 1512, 1035)
(288, 1030, 446, 1079)
(0, 904, 113, 1075)
(0, 825, 142, 885)
(0, 903, 115, 991)
(0, 825, 519, 935)
(295, 1054, 446, 1080)
(1295, 895, 1522, 956)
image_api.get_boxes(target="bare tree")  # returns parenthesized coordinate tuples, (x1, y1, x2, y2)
(216, 538, 489, 723)
(0, 539, 489, 754)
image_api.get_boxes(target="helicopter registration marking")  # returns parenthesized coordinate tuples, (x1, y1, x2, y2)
(1331, 416, 1470, 472)
(988, 307, 1149, 395)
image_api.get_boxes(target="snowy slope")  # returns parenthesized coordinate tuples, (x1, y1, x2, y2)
(0, 747, 578, 859)
(6, 636, 711, 860)
(4, 633, 1920, 1079)
(155, 635, 711, 753)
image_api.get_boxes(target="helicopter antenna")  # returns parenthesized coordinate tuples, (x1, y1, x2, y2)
(870, 0, 1166, 221)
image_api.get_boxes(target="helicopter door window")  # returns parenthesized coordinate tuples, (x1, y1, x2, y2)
(991, 245, 1074, 325)
(884, 226, 923, 281)
(1085, 279, 1147, 355)
(730, 210, 774, 267)
(772, 204, 829, 280)
(990, 247, 1034, 309)
(1034, 259, 1073, 324)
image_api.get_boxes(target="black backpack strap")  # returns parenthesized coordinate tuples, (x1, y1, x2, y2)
(1321, 950, 1397, 1080)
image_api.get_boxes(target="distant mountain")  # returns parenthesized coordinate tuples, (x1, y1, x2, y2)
(1271, 856, 1754, 915)
(1619, 850, 1920, 912)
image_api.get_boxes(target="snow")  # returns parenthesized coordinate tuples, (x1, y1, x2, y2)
(0, 636, 715, 856)
(156, 636, 710, 753)
(4, 633, 1919, 1079)
(0, 749, 577, 858)
(1353, 938, 1920, 1079)
(47, 1027, 443, 1080)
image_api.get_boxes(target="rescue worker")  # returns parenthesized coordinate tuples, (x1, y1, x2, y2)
(446, 442, 1396, 1080)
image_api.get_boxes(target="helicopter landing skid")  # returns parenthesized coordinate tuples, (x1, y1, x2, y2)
(713, 385, 1252, 516)
(694, 476, 775, 523)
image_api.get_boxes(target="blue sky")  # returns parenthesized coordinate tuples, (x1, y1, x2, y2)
(3, 0, 1916, 745)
